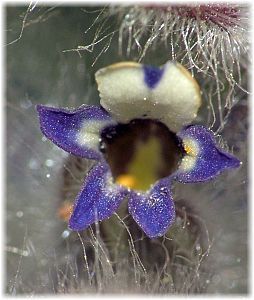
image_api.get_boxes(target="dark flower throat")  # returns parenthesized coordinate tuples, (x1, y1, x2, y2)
(100, 119, 183, 191)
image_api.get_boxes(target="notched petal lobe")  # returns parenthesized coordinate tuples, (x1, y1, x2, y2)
(128, 178, 175, 238)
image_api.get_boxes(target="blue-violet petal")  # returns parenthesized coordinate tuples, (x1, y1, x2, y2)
(176, 125, 241, 183)
(69, 162, 128, 231)
(37, 104, 114, 160)
(128, 178, 175, 238)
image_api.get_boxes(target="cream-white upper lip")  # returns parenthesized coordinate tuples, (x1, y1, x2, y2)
(95, 61, 201, 133)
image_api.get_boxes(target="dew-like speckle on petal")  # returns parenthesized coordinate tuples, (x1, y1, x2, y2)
(69, 162, 128, 231)
(37, 105, 114, 160)
(128, 178, 175, 238)
(177, 125, 240, 182)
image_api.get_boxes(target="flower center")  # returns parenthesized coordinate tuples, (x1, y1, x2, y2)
(100, 119, 183, 191)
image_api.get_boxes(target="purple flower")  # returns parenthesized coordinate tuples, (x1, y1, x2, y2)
(37, 61, 240, 238)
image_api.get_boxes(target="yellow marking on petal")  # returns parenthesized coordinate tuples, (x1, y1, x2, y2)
(127, 137, 163, 191)
(115, 136, 164, 191)
(184, 144, 197, 156)
(116, 174, 138, 189)
(179, 138, 200, 171)
(184, 145, 193, 155)
(183, 138, 199, 156)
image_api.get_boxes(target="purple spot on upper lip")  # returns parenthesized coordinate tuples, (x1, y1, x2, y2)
(143, 65, 164, 89)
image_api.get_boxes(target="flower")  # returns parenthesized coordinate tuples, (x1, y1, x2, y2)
(37, 61, 240, 238)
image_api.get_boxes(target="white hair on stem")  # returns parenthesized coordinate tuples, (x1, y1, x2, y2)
(68, 4, 249, 133)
